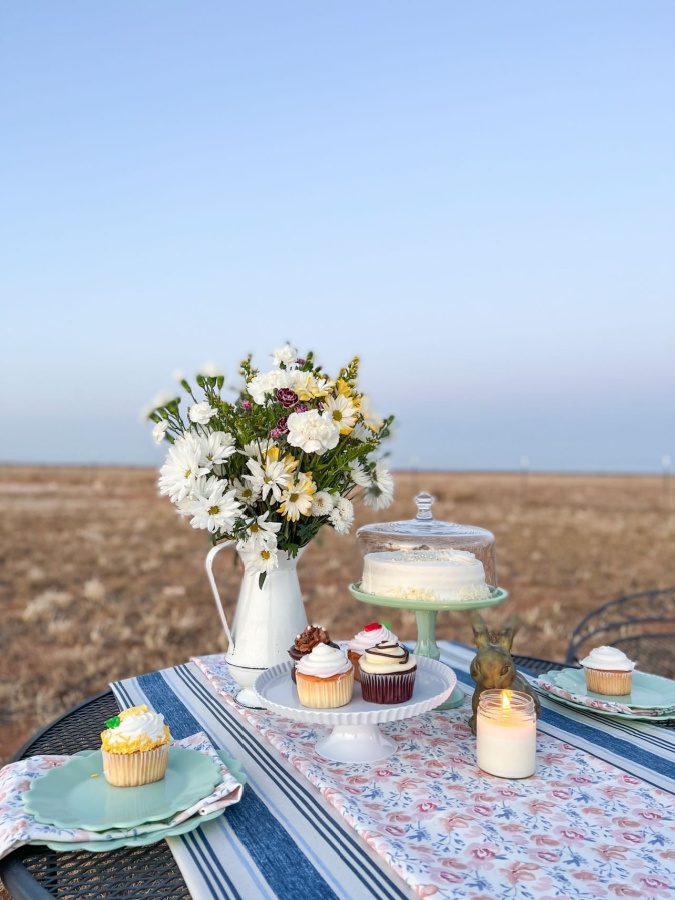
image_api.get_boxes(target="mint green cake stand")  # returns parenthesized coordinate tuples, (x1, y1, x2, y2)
(349, 583, 509, 709)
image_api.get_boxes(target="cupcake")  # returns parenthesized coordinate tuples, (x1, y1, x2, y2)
(348, 622, 398, 681)
(288, 625, 338, 683)
(359, 642, 417, 704)
(100, 705, 171, 787)
(580, 646, 636, 696)
(295, 643, 354, 709)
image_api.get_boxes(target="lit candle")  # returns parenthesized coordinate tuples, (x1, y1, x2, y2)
(476, 689, 537, 778)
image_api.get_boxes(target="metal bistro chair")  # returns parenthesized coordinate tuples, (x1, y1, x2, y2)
(566, 588, 675, 679)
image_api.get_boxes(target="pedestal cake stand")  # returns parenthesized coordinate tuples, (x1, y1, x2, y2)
(254, 657, 456, 763)
(348, 583, 509, 709)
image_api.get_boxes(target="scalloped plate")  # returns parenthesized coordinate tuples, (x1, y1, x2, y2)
(24, 748, 222, 831)
(29, 749, 246, 852)
(255, 656, 456, 726)
(349, 582, 508, 612)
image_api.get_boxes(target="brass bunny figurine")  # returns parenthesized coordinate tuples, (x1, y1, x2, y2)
(468, 612, 540, 734)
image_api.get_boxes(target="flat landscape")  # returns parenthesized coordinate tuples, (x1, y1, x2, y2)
(1, 466, 674, 764)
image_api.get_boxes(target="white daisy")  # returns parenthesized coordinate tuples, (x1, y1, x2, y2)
(197, 432, 236, 468)
(349, 460, 371, 487)
(187, 476, 241, 534)
(243, 456, 292, 503)
(360, 394, 383, 432)
(323, 393, 358, 435)
(363, 461, 395, 510)
(329, 496, 354, 534)
(158, 434, 209, 503)
(240, 440, 265, 460)
(231, 477, 261, 505)
(198, 361, 223, 378)
(152, 421, 169, 445)
(238, 541, 279, 575)
(311, 491, 335, 516)
(236, 512, 281, 550)
(286, 410, 340, 454)
(278, 473, 317, 521)
(350, 422, 372, 443)
(189, 402, 217, 425)
(272, 343, 297, 367)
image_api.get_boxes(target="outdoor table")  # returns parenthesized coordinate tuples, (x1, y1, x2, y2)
(1, 648, 673, 900)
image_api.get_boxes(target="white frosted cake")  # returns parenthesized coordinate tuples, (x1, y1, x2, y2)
(361, 549, 491, 602)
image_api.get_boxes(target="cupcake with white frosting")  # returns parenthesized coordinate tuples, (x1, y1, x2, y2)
(359, 642, 417, 704)
(100, 705, 171, 787)
(348, 622, 398, 681)
(295, 643, 354, 709)
(580, 646, 636, 696)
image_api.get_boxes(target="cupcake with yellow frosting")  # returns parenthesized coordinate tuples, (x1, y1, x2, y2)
(100, 705, 171, 787)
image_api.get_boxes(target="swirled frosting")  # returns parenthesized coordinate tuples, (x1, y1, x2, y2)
(101, 705, 171, 754)
(359, 642, 417, 675)
(348, 622, 398, 654)
(580, 646, 635, 672)
(296, 643, 352, 679)
(293, 625, 333, 654)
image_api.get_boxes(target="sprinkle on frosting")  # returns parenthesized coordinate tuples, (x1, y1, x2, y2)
(101, 704, 171, 754)
(292, 625, 333, 654)
(580, 646, 636, 672)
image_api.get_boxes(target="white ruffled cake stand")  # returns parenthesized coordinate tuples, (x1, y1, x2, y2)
(254, 656, 456, 763)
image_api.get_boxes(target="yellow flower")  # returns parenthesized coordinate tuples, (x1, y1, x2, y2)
(294, 373, 333, 401)
(278, 473, 317, 521)
(266, 445, 299, 474)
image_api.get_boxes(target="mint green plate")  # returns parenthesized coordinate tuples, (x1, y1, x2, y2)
(349, 582, 508, 612)
(534, 684, 675, 723)
(24, 748, 222, 831)
(29, 750, 247, 853)
(548, 667, 675, 711)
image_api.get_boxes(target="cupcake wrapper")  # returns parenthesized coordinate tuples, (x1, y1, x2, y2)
(360, 668, 416, 704)
(584, 668, 632, 696)
(296, 670, 354, 708)
(102, 745, 169, 787)
(348, 650, 363, 682)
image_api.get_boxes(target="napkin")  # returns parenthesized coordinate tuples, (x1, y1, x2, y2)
(0, 732, 244, 860)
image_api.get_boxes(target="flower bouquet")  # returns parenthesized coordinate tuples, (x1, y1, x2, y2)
(147, 344, 394, 586)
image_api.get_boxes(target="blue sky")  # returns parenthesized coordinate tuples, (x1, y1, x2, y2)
(1, 2, 674, 471)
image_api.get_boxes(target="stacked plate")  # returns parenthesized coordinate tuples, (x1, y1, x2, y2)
(23, 747, 246, 852)
(533, 667, 675, 722)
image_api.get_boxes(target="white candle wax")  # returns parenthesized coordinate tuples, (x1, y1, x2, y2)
(476, 690, 536, 779)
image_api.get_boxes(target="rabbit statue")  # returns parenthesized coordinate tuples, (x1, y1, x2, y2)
(468, 612, 540, 734)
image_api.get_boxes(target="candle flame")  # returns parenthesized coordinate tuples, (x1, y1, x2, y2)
(501, 690, 512, 711)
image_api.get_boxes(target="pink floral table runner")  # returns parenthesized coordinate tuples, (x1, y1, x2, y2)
(192, 651, 674, 898)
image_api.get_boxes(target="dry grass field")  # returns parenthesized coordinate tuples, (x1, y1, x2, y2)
(1, 466, 674, 765)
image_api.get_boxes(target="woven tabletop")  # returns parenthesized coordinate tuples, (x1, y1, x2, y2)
(1, 655, 563, 900)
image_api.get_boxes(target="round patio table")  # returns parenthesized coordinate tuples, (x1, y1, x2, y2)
(1, 655, 564, 900)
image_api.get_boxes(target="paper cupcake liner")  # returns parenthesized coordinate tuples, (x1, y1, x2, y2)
(348, 650, 363, 682)
(102, 745, 169, 787)
(584, 668, 632, 696)
(296, 670, 354, 708)
(360, 668, 417, 704)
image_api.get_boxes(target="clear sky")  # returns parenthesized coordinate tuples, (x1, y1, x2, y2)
(1, 2, 674, 472)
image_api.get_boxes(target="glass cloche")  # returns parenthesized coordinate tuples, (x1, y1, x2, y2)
(356, 491, 497, 586)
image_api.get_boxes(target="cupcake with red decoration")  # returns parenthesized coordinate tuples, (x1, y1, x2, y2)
(288, 625, 339, 683)
(347, 622, 398, 681)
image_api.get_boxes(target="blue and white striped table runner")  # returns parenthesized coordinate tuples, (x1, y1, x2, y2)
(112, 642, 674, 899)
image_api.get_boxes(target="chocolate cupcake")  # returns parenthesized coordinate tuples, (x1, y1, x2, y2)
(359, 642, 417, 704)
(288, 625, 338, 683)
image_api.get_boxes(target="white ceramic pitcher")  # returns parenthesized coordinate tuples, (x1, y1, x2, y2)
(205, 543, 308, 707)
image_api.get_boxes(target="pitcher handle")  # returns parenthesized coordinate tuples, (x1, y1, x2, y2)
(205, 540, 235, 652)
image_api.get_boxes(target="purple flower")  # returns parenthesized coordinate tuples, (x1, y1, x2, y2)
(270, 416, 289, 440)
(295, 403, 308, 413)
(270, 427, 284, 440)
(241, 399, 252, 411)
(295, 357, 306, 367)
(276, 388, 298, 409)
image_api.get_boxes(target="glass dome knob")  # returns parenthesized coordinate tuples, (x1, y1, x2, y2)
(415, 491, 435, 520)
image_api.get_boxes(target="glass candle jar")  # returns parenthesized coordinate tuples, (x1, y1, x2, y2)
(476, 690, 537, 779)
